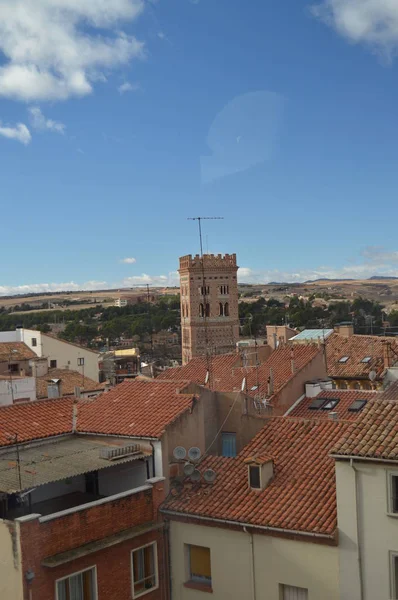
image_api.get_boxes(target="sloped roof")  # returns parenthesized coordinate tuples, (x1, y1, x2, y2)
(36, 368, 105, 399)
(326, 333, 398, 380)
(380, 380, 398, 401)
(0, 342, 37, 363)
(77, 379, 195, 439)
(163, 418, 349, 538)
(332, 399, 398, 460)
(0, 398, 75, 447)
(288, 390, 379, 421)
(161, 345, 322, 404)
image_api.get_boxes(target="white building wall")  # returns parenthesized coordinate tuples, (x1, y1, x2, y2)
(169, 520, 339, 600)
(0, 331, 19, 343)
(40, 333, 99, 381)
(19, 329, 42, 356)
(0, 520, 23, 600)
(336, 460, 398, 600)
(0, 377, 36, 406)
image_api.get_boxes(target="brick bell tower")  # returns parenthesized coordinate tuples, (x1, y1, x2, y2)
(179, 253, 239, 365)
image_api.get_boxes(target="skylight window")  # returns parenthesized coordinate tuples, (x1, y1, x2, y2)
(309, 397, 326, 410)
(338, 356, 349, 363)
(348, 399, 367, 412)
(251, 385, 258, 391)
(322, 398, 340, 410)
(361, 356, 371, 363)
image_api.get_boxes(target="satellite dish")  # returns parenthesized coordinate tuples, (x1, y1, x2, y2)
(203, 469, 217, 483)
(173, 446, 187, 461)
(204, 371, 209, 385)
(183, 462, 195, 476)
(369, 370, 377, 382)
(241, 377, 246, 392)
(190, 469, 201, 482)
(188, 447, 201, 462)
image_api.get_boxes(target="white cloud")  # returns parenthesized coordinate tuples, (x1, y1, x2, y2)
(0, 0, 146, 102)
(117, 81, 140, 94)
(312, 0, 398, 58)
(120, 257, 137, 264)
(361, 246, 398, 264)
(29, 106, 65, 134)
(0, 122, 31, 145)
(120, 273, 176, 286)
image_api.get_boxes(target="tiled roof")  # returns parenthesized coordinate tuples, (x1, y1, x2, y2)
(77, 379, 195, 439)
(332, 399, 398, 459)
(0, 342, 37, 363)
(0, 398, 75, 447)
(36, 368, 105, 399)
(326, 333, 398, 380)
(161, 345, 321, 403)
(380, 380, 398, 401)
(288, 390, 379, 421)
(163, 418, 349, 537)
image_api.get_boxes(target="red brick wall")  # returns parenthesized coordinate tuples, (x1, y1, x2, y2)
(19, 483, 168, 600)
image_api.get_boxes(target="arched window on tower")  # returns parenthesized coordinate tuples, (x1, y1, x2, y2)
(185, 304, 189, 318)
(205, 303, 210, 317)
(219, 303, 224, 317)
(199, 303, 204, 318)
(224, 302, 230, 317)
(182, 304, 185, 318)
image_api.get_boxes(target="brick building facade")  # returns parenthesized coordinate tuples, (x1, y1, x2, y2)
(179, 253, 239, 364)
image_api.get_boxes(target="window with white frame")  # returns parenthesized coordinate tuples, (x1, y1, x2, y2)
(131, 542, 158, 598)
(388, 473, 398, 514)
(186, 544, 212, 587)
(56, 566, 97, 600)
(390, 552, 398, 599)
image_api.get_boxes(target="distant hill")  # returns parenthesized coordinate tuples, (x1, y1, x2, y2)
(368, 276, 398, 281)
(303, 278, 355, 283)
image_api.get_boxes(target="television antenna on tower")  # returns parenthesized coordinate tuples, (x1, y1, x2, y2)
(187, 216, 224, 257)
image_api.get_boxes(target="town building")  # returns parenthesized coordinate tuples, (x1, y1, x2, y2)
(266, 325, 297, 349)
(99, 348, 140, 384)
(35, 368, 106, 399)
(179, 254, 239, 365)
(115, 293, 157, 307)
(0, 328, 100, 382)
(0, 398, 167, 600)
(287, 386, 379, 421)
(161, 416, 349, 600)
(332, 389, 398, 600)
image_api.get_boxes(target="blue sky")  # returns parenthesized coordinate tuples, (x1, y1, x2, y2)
(1, 0, 398, 294)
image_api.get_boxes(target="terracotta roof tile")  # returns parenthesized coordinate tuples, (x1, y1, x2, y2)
(36, 368, 105, 399)
(326, 333, 398, 380)
(333, 398, 398, 459)
(380, 380, 398, 401)
(161, 345, 321, 404)
(288, 390, 379, 421)
(77, 379, 195, 439)
(164, 418, 349, 537)
(0, 398, 75, 447)
(0, 342, 37, 363)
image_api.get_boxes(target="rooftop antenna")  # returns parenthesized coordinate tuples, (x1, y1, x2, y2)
(187, 217, 224, 388)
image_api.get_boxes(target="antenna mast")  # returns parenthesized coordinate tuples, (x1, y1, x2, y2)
(187, 217, 224, 387)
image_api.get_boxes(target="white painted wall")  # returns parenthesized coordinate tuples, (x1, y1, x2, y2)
(40, 333, 99, 381)
(169, 520, 339, 600)
(0, 377, 36, 406)
(336, 460, 398, 600)
(19, 329, 42, 356)
(0, 521, 23, 600)
(0, 331, 19, 343)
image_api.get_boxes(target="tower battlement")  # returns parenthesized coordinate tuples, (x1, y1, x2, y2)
(179, 253, 238, 271)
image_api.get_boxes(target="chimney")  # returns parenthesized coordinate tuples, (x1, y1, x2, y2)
(290, 349, 295, 375)
(335, 323, 354, 338)
(74, 386, 81, 398)
(245, 456, 274, 490)
(72, 402, 78, 433)
(47, 380, 61, 398)
(383, 343, 391, 369)
(305, 381, 322, 398)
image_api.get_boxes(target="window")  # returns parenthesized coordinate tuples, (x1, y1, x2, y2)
(219, 302, 224, 316)
(322, 398, 340, 410)
(187, 545, 212, 587)
(308, 397, 326, 410)
(199, 303, 204, 317)
(390, 552, 398, 599)
(131, 542, 158, 598)
(205, 303, 210, 318)
(348, 399, 367, 412)
(8, 364, 19, 373)
(78, 357, 85, 366)
(388, 474, 398, 514)
(249, 465, 261, 489)
(224, 302, 229, 317)
(50, 360, 57, 368)
(338, 356, 349, 363)
(361, 356, 371, 363)
(222, 432, 237, 457)
(31, 337, 37, 347)
(280, 584, 308, 600)
(56, 566, 97, 600)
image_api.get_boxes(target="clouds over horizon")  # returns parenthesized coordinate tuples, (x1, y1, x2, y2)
(0, 0, 146, 103)
(3, 248, 398, 295)
(0, 122, 31, 144)
(312, 0, 398, 59)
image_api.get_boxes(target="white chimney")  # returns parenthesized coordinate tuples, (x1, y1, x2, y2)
(305, 381, 322, 398)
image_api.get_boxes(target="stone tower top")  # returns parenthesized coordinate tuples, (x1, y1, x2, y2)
(179, 253, 238, 272)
